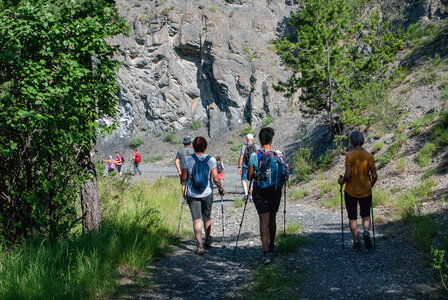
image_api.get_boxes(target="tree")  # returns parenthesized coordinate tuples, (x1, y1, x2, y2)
(0, 0, 127, 243)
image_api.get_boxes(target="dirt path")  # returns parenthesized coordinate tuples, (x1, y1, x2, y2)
(120, 164, 440, 299)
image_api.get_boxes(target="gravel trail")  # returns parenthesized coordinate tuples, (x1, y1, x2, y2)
(121, 164, 440, 299)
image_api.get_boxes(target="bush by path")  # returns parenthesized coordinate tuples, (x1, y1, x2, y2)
(0, 177, 181, 299)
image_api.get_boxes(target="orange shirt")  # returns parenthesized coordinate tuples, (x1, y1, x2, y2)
(344, 150, 375, 198)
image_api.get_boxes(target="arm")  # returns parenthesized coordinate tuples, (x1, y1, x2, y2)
(247, 165, 255, 181)
(181, 168, 188, 182)
(370, 166, 378, 187)
(238, 155, 243, 174)
(175, 158, 181, 175)
(211, 168, 224, 194)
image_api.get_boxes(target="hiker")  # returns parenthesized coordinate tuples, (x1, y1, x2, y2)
(181, 136, 224, 255)
(216, 156, 224, 180)
(338, 130, 378, 252)
(175, 137, 195, 195)
(115, 152, 123, 177)
(238, 133, 260, 199)
(103, 155, 115, 174)
(132, 149, 142, 175)
(247, 127, 288, 264)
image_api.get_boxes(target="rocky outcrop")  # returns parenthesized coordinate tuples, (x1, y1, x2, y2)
(102, 0, 301, 142)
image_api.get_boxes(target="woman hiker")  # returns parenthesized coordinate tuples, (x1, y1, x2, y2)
(115, 152, 123, 178)
(103, 155, 115, 175)
(338, 130, 378, 252)
(181, 136, 224, 255)
(247, 127, 288, 264)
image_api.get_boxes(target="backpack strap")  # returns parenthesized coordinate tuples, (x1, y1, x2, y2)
(191, 154, 199, 163)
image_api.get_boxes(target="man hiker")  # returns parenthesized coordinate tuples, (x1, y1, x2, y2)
(132, 149, 142, 175)
(338, 130, 378, 252)
(247, 127, 288, 264)
(181, 136, 224, 255)
(238, 133, 259, 200)
(175, 137, 195, 195)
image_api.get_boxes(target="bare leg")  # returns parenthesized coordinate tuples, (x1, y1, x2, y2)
(361, 216, 371, 231)
(269, 213, 277, 245)
(181, 185, 187, 196)
(242, 180, 248, 196)
(349, 220, 359, 242)
(204, 220, 211, 240)
(259, 213, 270, 252)
(193, 219, 203, 247)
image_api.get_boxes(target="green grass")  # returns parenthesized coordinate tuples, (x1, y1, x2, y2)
(191, 120, 201, 130)
(128, 136, 145, 149)
(403, 214, 437, 252)
(432, 111, 448, 147)
(164, 133, 182, 144)
(234, 199, 244, 208)
(395, 133, 407, 149)
(416, 142, 436, 167)
(411, 112, 436, 135)
(376, 143, 398, 168)
(317, 150, 332, 169)
(290, 187, 310, 200)
(324, 184, 342, 208)
(144, 154, 163, 163)
(239, 126, 254, 137)
(396, 156, 406, 174)
(0, 177, 183, 299)
(277, 234, 305, 254)
(293, 147, 315, 182)
(373, 189, 390, 206)
(209, 6, 216, 12)
(441, 89, 448, 100)
(261, 114, 274, 127)
(372, 141, 385, 152)
(286, 222, 301, 233)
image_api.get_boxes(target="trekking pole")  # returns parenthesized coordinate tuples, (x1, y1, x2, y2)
(283, 185, 287, 238)
(176, 193, 186, 239)
(371, 195, 376, 249)
(339, 175, 344, 250)
(234, 180, 253, 255)
(221, 193, 226, 248)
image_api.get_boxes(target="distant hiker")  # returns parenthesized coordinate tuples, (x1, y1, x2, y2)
(338, 130, 378, 252)
(181, 136, 224, 255)
(175, 137, 195, 195)
(103, 155, 115, 174)
(216, 156, 224, 180)
(133, 149, 142, 175)
(115, 152, 123, 177)
(247, 127, 288, 264)
(238, 133, 260, 199)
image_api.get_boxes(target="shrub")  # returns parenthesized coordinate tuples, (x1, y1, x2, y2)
(261, 114, 274, 127)
(191, 120, 201, 130)
(432, 111, 448, 147)
(432, 248, 448, 291)
(144, 154, 163, 163)
(234, 199, 244, 208)
(277, 234, 305, 254)
(372, 141, 385, 152)
(317, 150, 332, 168)
(416, 142, 436, 167)
(290, 188, 310, 200)
(286, 222, 301, 233)
(128, 136, 145, 149)
(376, 143, 398, 168)
(209, 7, 216, 12)
(293, 147, 315, 182)
(395, 133, 407, 149)
(164, 133, 182, 144)
(396, 156, 406, 174)
(404, 215, 437, 252)
(239, 126, 254, 137)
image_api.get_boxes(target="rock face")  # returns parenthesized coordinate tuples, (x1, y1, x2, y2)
(103, 0, 300, 142)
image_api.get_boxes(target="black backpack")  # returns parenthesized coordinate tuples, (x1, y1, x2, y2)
(190, 155, 211, 193)
(243, 144, 257, 166)
(217, 161, 223, 173)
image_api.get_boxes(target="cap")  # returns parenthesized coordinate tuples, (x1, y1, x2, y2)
(183, 137, 192, 144)
(246, 133, 254, 140)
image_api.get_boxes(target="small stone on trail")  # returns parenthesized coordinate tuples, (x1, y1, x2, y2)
(330, 287, 340, 292)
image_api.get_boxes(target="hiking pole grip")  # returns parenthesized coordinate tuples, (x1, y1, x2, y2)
(339, 175, 344, 250)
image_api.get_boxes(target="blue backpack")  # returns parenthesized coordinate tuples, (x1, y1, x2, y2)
(255, 150, 289, 191)
(190, 154, 212, 193)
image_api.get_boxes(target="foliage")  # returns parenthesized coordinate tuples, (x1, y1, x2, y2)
(373, 189, 389, 206)
(0, 0, 127, 243)
(372, 141, 385, 152)
(395, 156, 406, 174)
(164, 133, 182, 144)
(129, 136, 145, 149)
(234, 199, 244, 208)
(191, 120, 201, 130)
(145, 154, 163, 164)
(432, 111, 448, 147)
(290, 187, 310, 200)
(292, 147, 315, 182)
(277, 234, 305, 254)
(209, 7, 216, 12)
(416, 142, 436, 167)
(239, 126, 254, 137)
(0, 177, 181, 299)
(261, 114, 274, 127)
(286, 222, 301, 233)
(376, 143, 398, 169)
(317, 150, 332, 168)
(432, 248, 448, 291)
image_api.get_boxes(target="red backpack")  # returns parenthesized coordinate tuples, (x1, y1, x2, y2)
(134, 153, 141, 163)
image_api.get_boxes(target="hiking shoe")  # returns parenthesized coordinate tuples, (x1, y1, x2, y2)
(262, 253, 272, 265)
(363, 231, 373, 250)
(352, 241, 361, 252)
(195, 246, 204, 255)
(204, 236, 213, 249)
(268, 243, 275, 254)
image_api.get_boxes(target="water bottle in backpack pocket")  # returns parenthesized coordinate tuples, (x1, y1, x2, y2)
(190, 154, 211, 194)
(255, 150, 289, 191)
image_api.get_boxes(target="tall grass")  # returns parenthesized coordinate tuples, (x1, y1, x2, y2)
(0, 177, 183, 299)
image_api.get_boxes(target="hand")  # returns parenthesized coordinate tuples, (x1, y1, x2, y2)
(219, 188, 225, 196)
(238, 168, 242, 174)
(178, 171, 182, 177)
(338, 176, 344, 185)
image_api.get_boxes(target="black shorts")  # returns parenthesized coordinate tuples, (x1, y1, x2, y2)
(345, 192, 372, 220)
(187, 193, 213, 221)
(252, 187, 282, 214)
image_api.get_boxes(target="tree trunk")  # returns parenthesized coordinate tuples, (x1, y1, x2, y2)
(80, 149, 101, 233)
